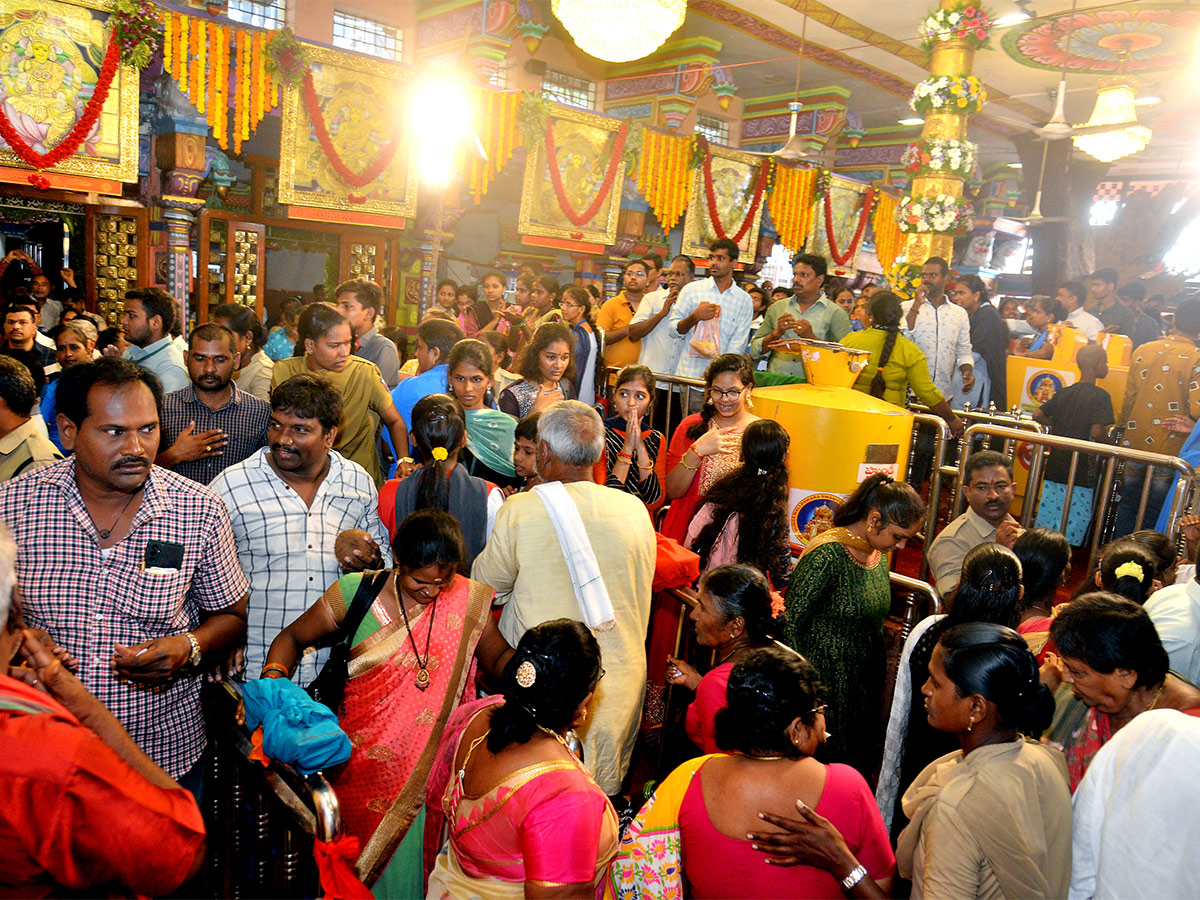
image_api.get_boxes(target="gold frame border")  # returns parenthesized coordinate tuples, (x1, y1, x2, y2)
(0, 0, 139, 182)
(518, 104, 626, 246)
(278, 43, 417, 219)
(806, 174, 870, 260)
(682, 144, 766, 265)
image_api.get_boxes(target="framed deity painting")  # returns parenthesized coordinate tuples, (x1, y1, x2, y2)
(519, 105, 627, 246)
(807, 175, 872, 271)
(278, 43, 417, 218)
(682, 144, 765, 265)
(0, 0, 139, 181)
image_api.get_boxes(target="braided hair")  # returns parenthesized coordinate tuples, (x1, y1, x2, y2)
(410, 394, 467, 513)
(867, 291, 904, 399)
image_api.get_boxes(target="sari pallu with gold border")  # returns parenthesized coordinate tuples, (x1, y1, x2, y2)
(328, 572, 494, 886)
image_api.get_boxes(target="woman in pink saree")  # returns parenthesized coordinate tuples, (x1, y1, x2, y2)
(425, 619, 618, 898)
(264, 510, 513, 895)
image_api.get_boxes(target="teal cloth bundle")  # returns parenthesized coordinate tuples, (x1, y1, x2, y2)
(242, 677, 353, 776)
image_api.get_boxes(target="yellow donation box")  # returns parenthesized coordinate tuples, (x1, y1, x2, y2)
(752, 384, 915, 551)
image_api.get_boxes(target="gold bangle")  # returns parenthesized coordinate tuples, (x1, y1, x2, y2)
(637, 462, 655, 472)
(261, 663, 290, 679)
(679, 456, 699, 471)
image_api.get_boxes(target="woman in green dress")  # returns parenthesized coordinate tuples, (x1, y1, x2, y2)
(784, 473, 925, 777)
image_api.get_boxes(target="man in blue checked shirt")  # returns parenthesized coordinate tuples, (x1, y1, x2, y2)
(666, 237, 755, 381)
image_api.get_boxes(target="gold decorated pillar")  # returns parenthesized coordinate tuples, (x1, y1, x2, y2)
(903, 0, 981, 266)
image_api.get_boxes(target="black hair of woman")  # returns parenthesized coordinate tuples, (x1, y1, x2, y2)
(698, 564, 778, 644)
(689, 420, 792, 587)
(488, 619, 602, 754)
(561, 285, 605, 400)
(947, 543, 1024, 629)
(1012, 528, 1070, 614)
(714, 647, 826, 759)
(392, 508, 466, 573)
(296, 302, 347, 355)
(866, 291, 904, 399)
(938, 621, 1055, 736)
(832, 471, 925, 531)
(515, 321, 574, 385)
(410, 393, 467, 514)
(1097, 540, 1158, 605)
(686, 353, 756, 440)
(1050, 592, 1169, 690)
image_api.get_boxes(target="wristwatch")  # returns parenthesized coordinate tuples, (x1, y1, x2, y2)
(184, 631, 202, 668)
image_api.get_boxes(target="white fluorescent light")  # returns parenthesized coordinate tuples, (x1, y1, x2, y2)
(995, 12, 1032, 26)
(898, 117, 924, 126)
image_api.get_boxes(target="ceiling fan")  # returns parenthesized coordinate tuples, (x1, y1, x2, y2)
(742, 0, 812, 161)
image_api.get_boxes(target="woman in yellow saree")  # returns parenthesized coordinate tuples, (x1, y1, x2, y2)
(264, 510, 513, 895)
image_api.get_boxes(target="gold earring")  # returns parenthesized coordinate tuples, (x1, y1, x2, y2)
(966, 717, 974, 732)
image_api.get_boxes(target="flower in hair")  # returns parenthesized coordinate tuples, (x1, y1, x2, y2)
(431, 447, 449, 462)
(1115, 561, 1144, 581)
(515, 659, 537, 688)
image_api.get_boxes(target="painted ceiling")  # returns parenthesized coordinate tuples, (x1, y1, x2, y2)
(661, 0, 1200, 176)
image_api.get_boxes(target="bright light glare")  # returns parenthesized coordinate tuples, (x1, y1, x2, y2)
(994, 12, 1032, 26)
(410, 76, 474, 186)
(898, 117, 925, 126)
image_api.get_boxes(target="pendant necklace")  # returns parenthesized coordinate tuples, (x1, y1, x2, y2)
(396, 572, 437, 690)
(93, 488, 140, 540)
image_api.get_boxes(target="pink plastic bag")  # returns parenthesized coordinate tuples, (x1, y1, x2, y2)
(689, 307, 721, 358)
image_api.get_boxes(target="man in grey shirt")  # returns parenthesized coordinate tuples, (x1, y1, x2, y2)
(338, 278, 400, 388)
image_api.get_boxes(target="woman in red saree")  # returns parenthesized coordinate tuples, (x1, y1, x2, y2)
(263, 510, 513, 895)
(660, 354, 758, 542)
(425, 619, 618, 898)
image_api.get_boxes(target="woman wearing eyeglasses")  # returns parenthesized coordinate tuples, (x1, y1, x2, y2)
(609, 648, 895, 899)
(660, 354, 759, 542)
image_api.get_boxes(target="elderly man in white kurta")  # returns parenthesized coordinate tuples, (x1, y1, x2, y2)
(472, 401, 656, 796)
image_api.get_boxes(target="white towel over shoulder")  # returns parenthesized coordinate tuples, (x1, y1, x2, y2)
(532, 481, 616, 632)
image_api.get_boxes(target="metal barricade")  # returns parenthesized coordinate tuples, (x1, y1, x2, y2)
(204, 681, 342, 899)
(958, 423, 1198, 569)
(907, 412, 951, 581)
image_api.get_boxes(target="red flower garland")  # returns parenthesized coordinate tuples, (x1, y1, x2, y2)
(544, 119, 629, 228)
(0, 37, 121, 171)
(824, 187, 876, 267)
(301, 70, 401, 191)
(702, 143, 769, 244)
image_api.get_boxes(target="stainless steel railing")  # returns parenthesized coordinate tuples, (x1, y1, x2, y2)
(908, 412, 951, 581)
(958, 423, 1197, 569)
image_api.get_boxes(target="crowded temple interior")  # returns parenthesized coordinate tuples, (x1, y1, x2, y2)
(3, 0, 1200, 897)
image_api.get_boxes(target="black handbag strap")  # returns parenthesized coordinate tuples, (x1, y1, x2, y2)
(339, 570, 389, 646)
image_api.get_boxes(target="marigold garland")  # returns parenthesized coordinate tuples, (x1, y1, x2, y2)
(701, 140, 769, 244)
(0, 35, 120, 172)
(824, 187, 876, 267)
(468, 91, 522, 205)
(769, 164, 818, 251)
(544, 119, 629, 228)
(636, 128, 692, 231)
(872, 193, 903, 274)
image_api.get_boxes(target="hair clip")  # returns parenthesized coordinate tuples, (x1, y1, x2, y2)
(431, 447, 449, 462)
(515, 659, 537, 688)
(757, 468, 768, 476)
(1114, 561, 1144, 581)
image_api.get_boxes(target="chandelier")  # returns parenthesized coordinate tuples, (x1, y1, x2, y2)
(551, 0, 686, 63)
(1072, 83, 1152, 163)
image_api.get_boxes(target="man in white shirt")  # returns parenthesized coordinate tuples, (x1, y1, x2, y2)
(630, 255, 694, 432)
(121, 288, 189, 393)
(667, 238, 754, 381)
(900, 256, 974, 397)
(630, 255, 693, 377)
(1057, 280, 1103, 341)
(1144, 556, 1200, 687)
(209, 372, 391, 684)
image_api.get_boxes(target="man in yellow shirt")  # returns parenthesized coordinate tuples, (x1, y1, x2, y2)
(597, 259, 649, 371)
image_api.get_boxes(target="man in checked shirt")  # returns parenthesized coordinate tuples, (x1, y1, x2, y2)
(0, 357, 248, 794)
